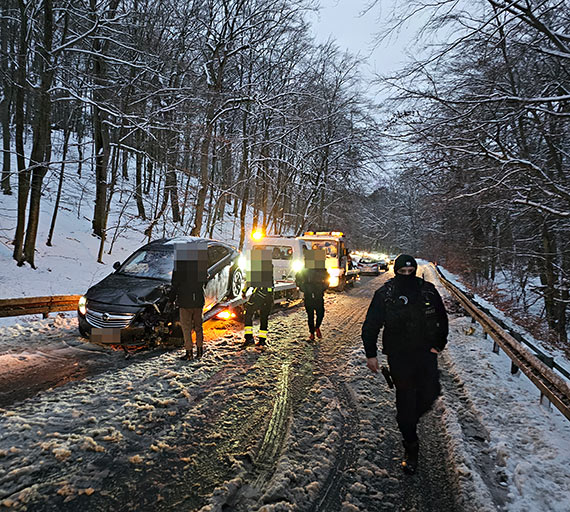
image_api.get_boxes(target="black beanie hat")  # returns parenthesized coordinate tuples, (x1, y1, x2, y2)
(394, 254, 417, 273)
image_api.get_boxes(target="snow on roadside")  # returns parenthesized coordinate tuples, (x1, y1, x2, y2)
(436, 264, 570, 379)
(425, 264, 570, 512)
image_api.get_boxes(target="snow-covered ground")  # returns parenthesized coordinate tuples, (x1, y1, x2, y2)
(0, 130, 254, 301)
(0, 265, 569, 511)
(424, 264, 570, 512)
(2, 146, 570, 510)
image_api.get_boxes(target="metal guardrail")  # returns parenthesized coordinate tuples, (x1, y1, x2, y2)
(0, 295, 82, 318)
(435, 265, 570, 422)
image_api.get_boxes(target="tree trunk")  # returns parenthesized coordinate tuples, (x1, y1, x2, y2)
(167, 167, 180, 223)
(145, 157, 153, 195)
(91, 101, 110, 237)
(46, 127, 71, 246)
(22, 0, 54, 268)
(0, 2, 12, 195)
(135, 148, 146, 219)
(0, 88, 11, 195)
(122, 150, 129, 180)
(239, 183, 250, 251)
(90, 0, 119, 238)
(76, 126, 83, 177)
(12, 0, 29, 265)
(541, 221, 557, 330)
(191, 115, 213, 236)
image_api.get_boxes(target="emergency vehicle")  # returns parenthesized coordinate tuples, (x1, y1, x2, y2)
(299, 231, 359, 291)
(243, 230, 309, 284)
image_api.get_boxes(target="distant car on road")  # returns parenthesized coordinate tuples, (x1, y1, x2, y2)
(77, 237, 243, 344)
(378, 258, 389, 271)
(358, 258, 380, 276)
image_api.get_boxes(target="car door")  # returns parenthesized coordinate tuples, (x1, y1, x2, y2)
(204, 244, 232, 308)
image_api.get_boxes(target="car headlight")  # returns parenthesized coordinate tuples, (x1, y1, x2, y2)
(328, 267, 341, 277)
(78, 296, 87, 315)
(328, 275, 340, 288)
(292, 260, 304, 273)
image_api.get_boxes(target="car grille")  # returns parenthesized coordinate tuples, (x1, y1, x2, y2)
(85, 308, 136, 329)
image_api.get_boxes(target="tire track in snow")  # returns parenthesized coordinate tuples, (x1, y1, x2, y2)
(307, 275, 388, 512)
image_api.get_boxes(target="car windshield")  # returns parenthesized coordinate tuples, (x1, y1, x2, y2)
(252, 244, 293, 260)
(360, 259, 375, 264)
(310, 241, 338, 257)
(119, 249, 174, 279)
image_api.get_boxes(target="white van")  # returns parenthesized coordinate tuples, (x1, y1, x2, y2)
(245, 235, 309, 284)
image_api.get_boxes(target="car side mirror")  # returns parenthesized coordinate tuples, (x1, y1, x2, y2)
(113, 261, 121, 271)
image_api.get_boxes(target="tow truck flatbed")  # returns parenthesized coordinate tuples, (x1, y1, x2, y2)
(204, 281, 299, 321)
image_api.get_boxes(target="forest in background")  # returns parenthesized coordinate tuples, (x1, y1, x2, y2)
(367, 0, 569, 343)
(0, 0, 382, 267)
(1, 0, 568, 342)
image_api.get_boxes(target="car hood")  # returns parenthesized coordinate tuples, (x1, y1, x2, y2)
(85, 273, 167, 307)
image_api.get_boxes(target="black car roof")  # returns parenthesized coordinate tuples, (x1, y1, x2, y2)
(140, 236, 236, 251)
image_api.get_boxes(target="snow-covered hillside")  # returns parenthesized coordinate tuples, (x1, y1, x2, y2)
(0, 131, 252, 299)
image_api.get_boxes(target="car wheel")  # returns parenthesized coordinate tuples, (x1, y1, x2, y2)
(78, 318, 90, 339)
(229, 268, 244, 298)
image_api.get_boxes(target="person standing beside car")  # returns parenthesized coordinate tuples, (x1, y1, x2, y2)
(296, 249, 329, 340)
(170, 242, 209, 361)
(361, 254, 448, 474)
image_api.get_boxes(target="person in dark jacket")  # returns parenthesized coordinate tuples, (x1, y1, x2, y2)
(361, 254, 448, 474)
(296, 249, 329, 340)
(170, 242, 208, 361)
(242, 248, 274, 348)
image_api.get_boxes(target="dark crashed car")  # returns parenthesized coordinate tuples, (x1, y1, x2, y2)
(77, 237, 243, 344)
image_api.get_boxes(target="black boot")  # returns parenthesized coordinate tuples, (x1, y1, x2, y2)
(180, 349, 193, 361)
(196, 345, 204, 358)
(241, 334, 255, 349)
(402, 440, 419, 475)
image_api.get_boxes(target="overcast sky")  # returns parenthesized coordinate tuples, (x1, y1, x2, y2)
(308, 0, 417, 80)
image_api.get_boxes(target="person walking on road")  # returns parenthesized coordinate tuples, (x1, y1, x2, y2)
(170, 242, 208, 361)
(361, 254, 448, 474)
(296, 249, 329, 340)
(242, 248, 274, 348)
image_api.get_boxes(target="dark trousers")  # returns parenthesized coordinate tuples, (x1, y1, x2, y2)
(244, 292, 273, 339)
(304, 292, 325, 333)
(387, 350, 441, 443)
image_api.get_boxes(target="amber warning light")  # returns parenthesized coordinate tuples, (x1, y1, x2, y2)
(251, 229, 264, 241)
(216, 309, 236, 320)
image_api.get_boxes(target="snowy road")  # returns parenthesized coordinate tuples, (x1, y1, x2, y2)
(4, 269, 556, 511)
